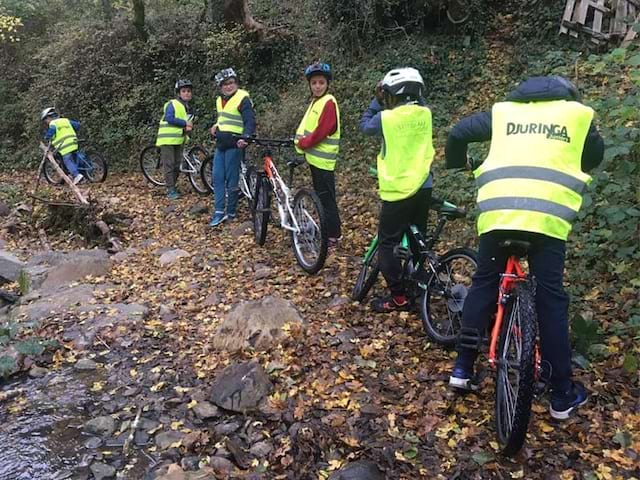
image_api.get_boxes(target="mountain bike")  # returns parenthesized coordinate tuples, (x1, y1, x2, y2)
(41, 140, 108, 185)
(199, 151, 258, 213)
(139, 143, 209, 195)
(478, 239, 541, 456)
(352, 177, 476, 346)
(248, 137, 328, 274)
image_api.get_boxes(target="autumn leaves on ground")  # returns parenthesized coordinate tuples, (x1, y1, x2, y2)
(3, 168, 639, 480)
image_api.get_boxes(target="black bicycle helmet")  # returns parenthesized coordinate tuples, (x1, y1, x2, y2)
(174, 79, 193, 93)
(551, 75, 581, 101)
(304, 62, 332, 81)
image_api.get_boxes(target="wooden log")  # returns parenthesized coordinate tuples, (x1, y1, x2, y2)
(38, 143, 89, 205)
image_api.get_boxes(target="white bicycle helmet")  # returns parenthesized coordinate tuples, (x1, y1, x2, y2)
(214, 68, 238, 87)
(40, 107, 58, 121)
(381, 67, 424, 97)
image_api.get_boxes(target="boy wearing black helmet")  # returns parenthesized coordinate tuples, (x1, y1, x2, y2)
(156, 79, 194, 200)
(295, 62, 342, 249)
(360, 67, 435, 313)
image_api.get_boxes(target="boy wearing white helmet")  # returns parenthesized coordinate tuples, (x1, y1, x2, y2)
(208, 68, 256, 227)
(41, 107, 84, 185)
(155, 79, 194, 200)
(360, 67, 435, 313)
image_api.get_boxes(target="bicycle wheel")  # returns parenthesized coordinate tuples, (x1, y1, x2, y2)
(495, 280, 538, 456)
(245, 165, 258, 213)
(199, 154, 214, 194)
(419, 248, 477, 346)
(290, 188, 328, 274)
(83, 149, 108, 183)
(352, 240, 380, 302)
(253, 176, 270, 246)
(187, 145, 210, 195)
(139, 145, 165, 186)
(42, 154, 64, 185)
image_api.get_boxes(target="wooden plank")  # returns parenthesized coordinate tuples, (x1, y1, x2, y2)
(621, 12, 640, 46)
(38, 143, 89, 205)
(572, 0, 590, 24)
(612, 0, 627, 33)
(560, 0, 578, 34)
(593, 0, 605, 33)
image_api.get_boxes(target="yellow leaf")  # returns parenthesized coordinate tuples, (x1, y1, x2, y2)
(170, 421, 183, 430)
(341, 436, 359, 447)
(150, 381, 166, 392)
(130, 368, 138, 378)
(187, 400, 198, 409)
(91, 381, 105, 392)
(539, 422, 555, 433)
(327, 459, 343, 471)
(510, 470, 524, 478)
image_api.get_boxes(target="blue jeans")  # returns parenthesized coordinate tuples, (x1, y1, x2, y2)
(62, 152, 80, 177)
(213, 147, 242, 215)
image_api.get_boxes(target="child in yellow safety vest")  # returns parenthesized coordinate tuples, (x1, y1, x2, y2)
(41, 107, 84, 185)
(294, 62, 342, 248)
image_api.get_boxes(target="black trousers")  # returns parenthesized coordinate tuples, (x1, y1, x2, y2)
(309, 164, 341, 239)
(378, 188, 431, 296)
(458, 230, 572, 392)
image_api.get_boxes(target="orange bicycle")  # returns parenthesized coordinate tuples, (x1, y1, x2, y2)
(487, 239, 542, 456)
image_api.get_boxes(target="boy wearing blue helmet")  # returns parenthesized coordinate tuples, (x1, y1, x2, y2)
(295, 62, 342, 249)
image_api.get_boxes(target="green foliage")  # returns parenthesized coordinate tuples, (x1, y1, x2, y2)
(14, 338, 46, 355)
(571, 314, 601, 357)
(0, 355, 16, 378)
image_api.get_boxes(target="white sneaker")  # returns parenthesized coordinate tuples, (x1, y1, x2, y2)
(72, 174, 84, 185)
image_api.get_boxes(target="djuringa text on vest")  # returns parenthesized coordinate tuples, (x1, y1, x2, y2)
(506, 122, 571, 143)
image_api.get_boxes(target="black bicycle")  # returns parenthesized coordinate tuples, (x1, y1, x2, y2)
(353, 195, 477, 346)
(41, 140, 108, 185)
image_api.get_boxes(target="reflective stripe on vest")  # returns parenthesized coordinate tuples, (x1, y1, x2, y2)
(50, 118, 78, 156)
(156, 99, 187, 146)
(475, 100, 594, 240)
(216, 89, 250, 134)
(294, 94, 341, 171)
(376, 104, 434, 202)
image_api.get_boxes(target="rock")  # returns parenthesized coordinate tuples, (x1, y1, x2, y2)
(0, 250, 26, 284)
(89, 462, 116, 480)
(328, 461, 385, 480)
(249, 440, 273, 458)
(11, 284, 96, 325)
(75, 358, 99, 370)
(0, 202, 10, 217)
(253, 266, 272, 280)
(213, 421, 241, 437)
(180, 456, 200, 471)
(84, 436, 103, 449)
(21, 250, 111, 293)
(0, 345, 22, 377)
(84, 416, 116, 437)
(211, 296, 305, 352)
(155, 431, 185, 450)
(159, 304, 178, 322)
(192, 401, 220, 420)
(163, 204, 178, 214)
(112, 248, 138, 263)
(209, 457, 234, 476)
(202, 292, 220, 307)
(28, 365, 48, 378)
(328, 295, 349, 310)
(210, 361, 273, 412)
(188, 204, 209, 215)
(159, 249, 190, 266)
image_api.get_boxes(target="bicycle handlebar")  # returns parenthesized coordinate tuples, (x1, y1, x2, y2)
(233, 135, 295, 148)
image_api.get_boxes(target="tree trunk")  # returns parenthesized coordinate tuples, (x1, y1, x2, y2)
(132, 0, 148, 40)
(101, 0, 114, 22)
(223, 0, 263, 32)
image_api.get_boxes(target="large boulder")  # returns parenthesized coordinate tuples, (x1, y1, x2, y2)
(0, 250, 25, 284)
(211, 296, 305, 352)
(210, 361, 273, 413)
(20, 249, 111, 293)
(328, 461, 385, 480)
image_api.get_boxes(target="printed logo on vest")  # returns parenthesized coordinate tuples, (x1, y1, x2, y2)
(506, 122, 571, 143)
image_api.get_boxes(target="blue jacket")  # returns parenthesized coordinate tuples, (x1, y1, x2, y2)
(164, 98, 193, 128)
(44, 118, 80, 142)
(213, 95, 256, 151)
(445, 76, 604, 172)
(360, 98, 433, 189)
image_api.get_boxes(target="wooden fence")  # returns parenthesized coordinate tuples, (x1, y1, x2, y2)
(560, 0, 639, 45)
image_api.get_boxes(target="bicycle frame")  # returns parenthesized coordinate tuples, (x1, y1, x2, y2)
(261, 152, 301, 233)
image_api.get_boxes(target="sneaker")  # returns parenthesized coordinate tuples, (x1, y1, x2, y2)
(167, 188, 180, 200)
(208, 212, 226, 227)
(550, 381, 588, 420)
(225, 213, 236, 222)
(370, 294, 409, 313)
(72, 174, 84, 185)
(449, 366, 479, 391)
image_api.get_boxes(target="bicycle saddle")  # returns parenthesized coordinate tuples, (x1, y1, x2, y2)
(499, 239, 531, 257)
(431, 196, 466, 219)
(287, 157, 306, 168)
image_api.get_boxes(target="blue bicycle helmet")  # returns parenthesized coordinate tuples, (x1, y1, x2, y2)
(550, 75, 581, 101)
(304, 62, 332, 81)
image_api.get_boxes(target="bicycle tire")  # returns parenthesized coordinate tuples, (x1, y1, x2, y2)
(42, 154, 64, 185)
(253, 176, 270, 246)
(245, 165, 258, 213)
(139, 145, 165, 186)
(352, 241, 380, 302)
(199, 154, 214, 194)
(495, 280, 538, 456)
(187, 145, 210, 195)
(83, 148, 108, 183)
(290, 188, 328, 274)
(419, 247, 477, 346)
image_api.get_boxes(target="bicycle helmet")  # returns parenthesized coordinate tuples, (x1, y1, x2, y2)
(214, 68, 238, 87)
(40, 107, 58, 121)
(304, 62, 332, 81)
(174, 79, 193, 93)
(381, 67, 424, 98)
(550, 75, 581, 101)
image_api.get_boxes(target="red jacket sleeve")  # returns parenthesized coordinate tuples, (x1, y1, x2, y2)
(298, 100, 337, 150)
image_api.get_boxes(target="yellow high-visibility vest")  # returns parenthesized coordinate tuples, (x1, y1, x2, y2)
(50, 118, 78, 156)
(475, 100, 594, 240)
(215, 89, 250, 134)
(294, 94, 341, 171)
(156, 99, 188, 146)
(376, 104, 434, 201)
